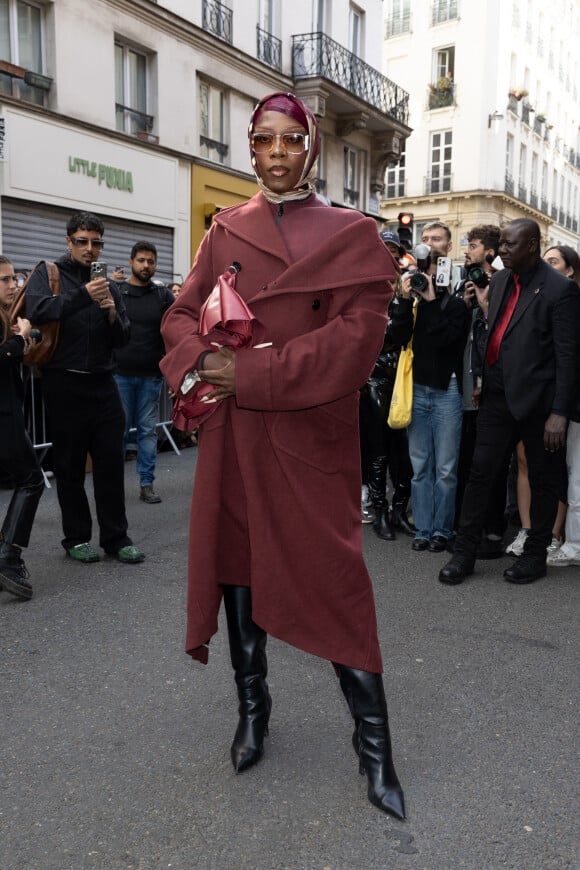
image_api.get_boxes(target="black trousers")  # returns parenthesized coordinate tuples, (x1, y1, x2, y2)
(41, 370, 131, 553)
(455, 390, 561, 560)
(0, 409, 44, 548)
(455, 410, 509, 536)
(359, 380, 413, 506)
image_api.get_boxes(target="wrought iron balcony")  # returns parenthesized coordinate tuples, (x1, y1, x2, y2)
(541, 197, 548, 213)
(200, 135, 229, 164)
(343, 187, 360, 206)
(558, 208, 565, 224)
(521, 103, 531, 126)
(530, 190, 538, 209)
(202, 0, 232, 44)
(432, 0, 458, 26)
(505, 172, 514, 195)
(507, 94, 519, 115)
(518, 182, 527, 202)
(256, 25, 281, 71)
(573, 218, 578, 233)
(425, 174, 452, 194)
(115, 104, 154, 135)
(551, 205, 558, 220)
(385, 11, 411, 38)
(533, 117, 544, 136)
(292, 32, 409, 126)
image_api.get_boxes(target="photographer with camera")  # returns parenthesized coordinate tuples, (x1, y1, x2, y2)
(25, 212, 145, 566)
(453, 225, 509, 556)
(390, 246, 470, 553)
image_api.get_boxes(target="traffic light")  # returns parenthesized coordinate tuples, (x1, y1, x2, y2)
(397, 212, 414, 251)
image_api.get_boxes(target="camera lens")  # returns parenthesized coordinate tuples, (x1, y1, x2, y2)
(29, 329, 42, 344)
(466, 265, 489, 288)
(410, 273, 429, 292)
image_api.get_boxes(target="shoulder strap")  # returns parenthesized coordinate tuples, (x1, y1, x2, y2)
(45, 261, 61, 295)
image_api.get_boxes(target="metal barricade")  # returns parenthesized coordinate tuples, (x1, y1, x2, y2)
(23, 371, 181, 487)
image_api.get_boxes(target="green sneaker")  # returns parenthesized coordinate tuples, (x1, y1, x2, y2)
(66, 542, 101, 563)
(115, 545, 146, 564)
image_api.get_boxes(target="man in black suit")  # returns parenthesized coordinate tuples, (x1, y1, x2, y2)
(439, 218, 580, 585)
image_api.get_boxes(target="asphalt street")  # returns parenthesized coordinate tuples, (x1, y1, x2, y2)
(1, 447, 578, 870)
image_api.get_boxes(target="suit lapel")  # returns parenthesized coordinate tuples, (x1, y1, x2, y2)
(487, 270, 511, 333)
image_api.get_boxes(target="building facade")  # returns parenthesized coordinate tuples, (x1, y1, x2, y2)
(381, 0, 580, 259)
(0, 0, 411, 279)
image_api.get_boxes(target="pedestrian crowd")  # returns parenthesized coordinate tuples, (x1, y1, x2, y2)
(361, 219, 580, 587)
(0, 91, 579, 826)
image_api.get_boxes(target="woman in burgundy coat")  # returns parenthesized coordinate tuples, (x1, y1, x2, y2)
(160, 93, 405, 819)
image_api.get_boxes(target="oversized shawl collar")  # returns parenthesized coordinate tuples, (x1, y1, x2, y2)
(213, 194, 397, 302)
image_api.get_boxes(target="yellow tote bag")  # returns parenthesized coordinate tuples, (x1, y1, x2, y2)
(387, 301, 417, 430)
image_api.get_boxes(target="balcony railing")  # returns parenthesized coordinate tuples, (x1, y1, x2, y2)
(541, 197, 548, 213)
(530, 190, 538, 209)
(292, 32, 409, 126)
(385, 11, 411, 38)
(558, 208, 565, 224)
(573, 218, 578, 233)
(428, 80, 454, 109)
(343, 187, 360, 206)
(115, 104, 154, 135)
(518, 182, 528, 202)
(565, 213, 572, 229)
(507, 94, 519, 115)
(533, 118, 544, 136)
(425, 174, 452, 194)
(521, 103, 531, 126)
(202, 0, 232, 44)
(256, 25, 281, 71)
(431, 0, 458, 25)
(505, 172, 514, 195)
(551, 205, 558, 220)
(200, 135, 229, 164)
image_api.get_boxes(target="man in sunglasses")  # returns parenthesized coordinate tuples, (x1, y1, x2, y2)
(25, 211, 146, 566)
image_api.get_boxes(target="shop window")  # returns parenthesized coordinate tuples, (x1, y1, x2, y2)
(115, 40, 156, 140)
(0, 0, 52, 105)
(199, 81, 228, 164)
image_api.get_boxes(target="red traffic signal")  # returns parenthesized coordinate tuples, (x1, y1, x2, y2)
(397, 212, 414, 251)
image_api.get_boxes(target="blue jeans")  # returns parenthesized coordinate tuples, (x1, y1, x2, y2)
(114, 375, 162, 487)
(407, 379, 463, 541)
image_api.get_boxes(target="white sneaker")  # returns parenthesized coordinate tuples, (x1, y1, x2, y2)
(546, 536, 562, 554)
(361, 485, 375, 524)
(505, 528, 529, 556)
(546, 546, 580, 567)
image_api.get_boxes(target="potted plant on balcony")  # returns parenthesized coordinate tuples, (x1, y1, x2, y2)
(536, 112, 546, 123)
(428, 74, 454, 109)
(509, 87, 528, 101)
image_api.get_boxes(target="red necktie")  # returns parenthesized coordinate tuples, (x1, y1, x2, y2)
(486, 275, 521, 366)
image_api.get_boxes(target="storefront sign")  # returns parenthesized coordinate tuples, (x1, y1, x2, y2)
(68, 156, 134, 192)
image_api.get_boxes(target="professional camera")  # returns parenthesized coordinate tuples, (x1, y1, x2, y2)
(465, 263, 489, 289)
(407, 243, 431, 293)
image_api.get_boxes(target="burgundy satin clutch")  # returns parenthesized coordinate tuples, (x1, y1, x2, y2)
(172, 263, 257, 430)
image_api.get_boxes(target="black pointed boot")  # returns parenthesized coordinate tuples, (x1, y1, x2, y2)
(223, 585, 272, 773)
(368, 458, 396, 541)
(335, 664, 406, 820)
(390, 491, 416, 537)
(0, 541, 32, 600)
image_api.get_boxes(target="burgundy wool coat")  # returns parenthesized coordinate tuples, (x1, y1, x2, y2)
(160, 193, 398, 671)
